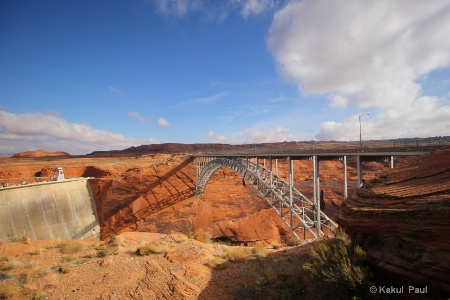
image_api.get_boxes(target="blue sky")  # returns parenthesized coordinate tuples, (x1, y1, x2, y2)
(1, 0, 450, 155)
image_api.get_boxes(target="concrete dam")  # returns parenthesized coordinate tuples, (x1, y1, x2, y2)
(0, 179, 100, 241)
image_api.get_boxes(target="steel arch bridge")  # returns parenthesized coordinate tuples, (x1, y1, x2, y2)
(195, 157, 337, 240)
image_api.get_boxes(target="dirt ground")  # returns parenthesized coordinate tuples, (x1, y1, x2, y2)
(0, 231, 314, 300)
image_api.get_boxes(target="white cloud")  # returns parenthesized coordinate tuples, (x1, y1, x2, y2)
(0, 111, 158, 155)
(240, 126, 297, 143)
(148, 0, 281, 19)
(176, 91, 226, 107)
(205, 130, 227, 142)
(240, 0, 276, 17)
(268, 0, 450, 140)
(157, 117, 171, 127)
(128, 112, 149, 122)
(317, 96, 450, 141)
(108, 86, 121, 94)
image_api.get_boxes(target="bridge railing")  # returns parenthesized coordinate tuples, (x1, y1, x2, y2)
(193, 138, 449, 156)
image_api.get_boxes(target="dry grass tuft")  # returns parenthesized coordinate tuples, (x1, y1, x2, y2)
(252, 246, 268, 258)
(136, 244, 158, 256)
(225, 247, 252, 262)
(22, 235, 32, 245)
(84, 249, 98, 258)
(108, 234, 123, 247)
(206, 257, 229, 270)
(59, 266, 71, 274)
(52, 239, 65, 248)
(98, 244, 118, 257)
(61, 241, 84, 254)
(30, 246, 43, 255)
(22, 265, 47, 284)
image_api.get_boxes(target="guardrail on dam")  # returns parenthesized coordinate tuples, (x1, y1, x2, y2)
(0, 178, 100, 241)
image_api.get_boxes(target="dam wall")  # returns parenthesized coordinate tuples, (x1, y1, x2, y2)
(0, 179, 100, 241)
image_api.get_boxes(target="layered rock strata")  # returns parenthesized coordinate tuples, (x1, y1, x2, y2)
(337, 147, 450, 297)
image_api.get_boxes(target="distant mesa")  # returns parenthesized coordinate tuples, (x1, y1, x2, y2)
(11, 149, 71, 158)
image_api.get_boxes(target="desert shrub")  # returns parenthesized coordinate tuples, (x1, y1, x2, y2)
(136, 244, 158, 256)
(61, 241, 84, 254)
(303, 230, 375, 299)
(252, 246, 269, 258)
(206, 257, 229, 270)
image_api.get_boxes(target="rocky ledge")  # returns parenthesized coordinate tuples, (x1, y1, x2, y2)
(337, 147, 450, 298)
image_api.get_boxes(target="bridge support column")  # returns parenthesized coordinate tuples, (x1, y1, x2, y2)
(269, 157, 273, 205)
(389, 156, 394, 169)
(343, 156, 348, 199)
(289, 157, 294, 227)
(357, 155, 363, 187)
(313, 156, 321, 236)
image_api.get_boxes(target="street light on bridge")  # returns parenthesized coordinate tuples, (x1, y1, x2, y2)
(359, 113, 370, 149)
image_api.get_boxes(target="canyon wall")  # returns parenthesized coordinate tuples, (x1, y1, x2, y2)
(337, 147, 450, 296)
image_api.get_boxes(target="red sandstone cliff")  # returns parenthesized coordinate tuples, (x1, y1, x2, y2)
(11, 149, 70, 158)
(337, 146, 450, 297)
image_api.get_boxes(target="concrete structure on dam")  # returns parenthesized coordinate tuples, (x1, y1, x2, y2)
(0, 178, 100, 241)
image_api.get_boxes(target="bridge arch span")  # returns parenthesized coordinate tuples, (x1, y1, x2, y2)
(195, 157, 337, 240)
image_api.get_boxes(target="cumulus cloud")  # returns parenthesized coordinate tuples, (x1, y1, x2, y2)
(268, 0, 450, 140)
(0, 111, 158, 155)
(157, 117, 171, 127)
(128, 112, 149, 122)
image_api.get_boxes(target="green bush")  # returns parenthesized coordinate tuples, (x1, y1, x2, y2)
(303, 230, 376, 299)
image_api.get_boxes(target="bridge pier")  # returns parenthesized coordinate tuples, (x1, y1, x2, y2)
(343, 156, 348, 199)
(312, 156, 321, 235)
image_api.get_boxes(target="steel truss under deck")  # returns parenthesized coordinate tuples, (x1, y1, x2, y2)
(195, 157, 337, 240)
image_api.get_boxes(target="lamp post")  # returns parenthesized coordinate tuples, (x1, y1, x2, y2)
(359, 113, 370, 149)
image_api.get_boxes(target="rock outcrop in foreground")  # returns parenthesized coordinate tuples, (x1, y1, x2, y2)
(337, 147, 450, 297)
